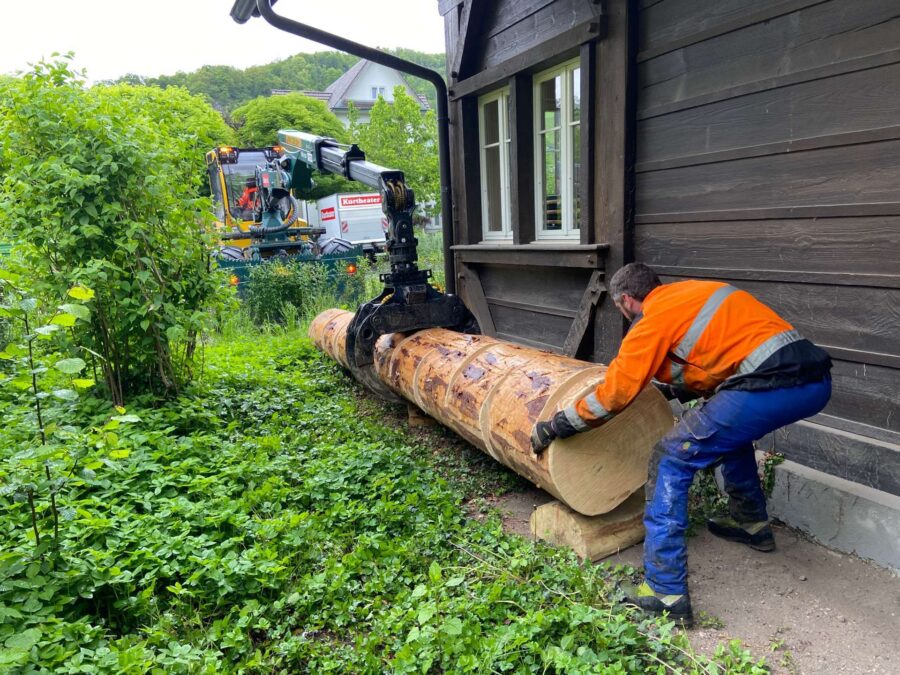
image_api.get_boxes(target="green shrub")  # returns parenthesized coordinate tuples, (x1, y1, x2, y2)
(244, 259, 360, 325)
(0, 59, 232, 405)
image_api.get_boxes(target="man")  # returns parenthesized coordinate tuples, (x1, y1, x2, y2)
(531, 263, 832, 626)
(236, 178, 258, 217)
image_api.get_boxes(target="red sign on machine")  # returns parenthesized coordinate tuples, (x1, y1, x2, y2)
(320, 206, 336, 221)
(341, 221, 350, 233)
(340, 194, 382, 208)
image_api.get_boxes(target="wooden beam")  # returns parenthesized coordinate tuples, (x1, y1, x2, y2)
(458, 96, 483, 245)
(530, 492, 646, 561)
(452, 243, 608, 269)
(450, 18, 605, 100)
(592, 0, 634, 363)
(450, 0, 489, 81)
(579, 41, 597, 244)
(563, 270, 605, 357)
(509, 74, 535, 244)
(457, 263, 496, 335)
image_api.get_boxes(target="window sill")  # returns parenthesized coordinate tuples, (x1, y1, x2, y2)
(452, 242, 608, 269)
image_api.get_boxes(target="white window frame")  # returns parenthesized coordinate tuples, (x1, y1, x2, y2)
(533, 59, 581, 241)
(478, 88, 512, 241)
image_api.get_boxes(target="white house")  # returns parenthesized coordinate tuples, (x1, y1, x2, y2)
(274, 59, 430, 127)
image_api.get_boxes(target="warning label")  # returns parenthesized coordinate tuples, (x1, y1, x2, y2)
(320, 206, 336, 221)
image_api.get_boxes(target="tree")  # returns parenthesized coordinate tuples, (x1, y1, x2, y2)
(350, 86, 440, 216)
(0, 59, 231, 404)
(232, 93, 362, 200)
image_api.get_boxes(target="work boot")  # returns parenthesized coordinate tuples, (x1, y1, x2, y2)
(619, 581, 694, 628)
(707, 516, 775, 552)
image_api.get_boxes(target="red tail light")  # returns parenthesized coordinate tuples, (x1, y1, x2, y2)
(346, 263, 357, 275)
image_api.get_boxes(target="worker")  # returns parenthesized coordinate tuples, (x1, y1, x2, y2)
(530, 263, 832, 626)
(236, 178, 258, 215)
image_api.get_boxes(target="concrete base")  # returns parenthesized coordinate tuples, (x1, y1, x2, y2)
(766, 459, 900, 572)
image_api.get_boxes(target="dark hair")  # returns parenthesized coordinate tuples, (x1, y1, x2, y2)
(246, 178, 257, 188)
(609, 263, 661, 302)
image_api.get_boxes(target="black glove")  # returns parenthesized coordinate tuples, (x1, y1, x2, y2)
(531, 410, 581, 455)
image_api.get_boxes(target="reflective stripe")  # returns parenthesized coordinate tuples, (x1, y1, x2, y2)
(583, 392, 614, 422)
(670, 285, 737, 385)
(736, 329, 803, 375)
(563, 405, 590, 432)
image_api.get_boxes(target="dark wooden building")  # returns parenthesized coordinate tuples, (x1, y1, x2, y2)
(439, 0, 900, 564)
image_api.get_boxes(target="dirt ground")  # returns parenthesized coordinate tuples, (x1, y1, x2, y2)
(489, 487, 900, 674)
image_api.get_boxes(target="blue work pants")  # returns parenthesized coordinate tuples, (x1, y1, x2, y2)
(643, 378, 832, 595)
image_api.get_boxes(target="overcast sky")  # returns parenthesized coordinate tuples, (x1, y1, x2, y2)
(1, 1, 447, 83)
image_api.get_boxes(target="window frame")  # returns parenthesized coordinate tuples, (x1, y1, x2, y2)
(478, 87, 513, 242)
(532, 58, 582, 241)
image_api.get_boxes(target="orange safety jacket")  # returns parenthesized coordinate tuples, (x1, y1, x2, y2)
(237, 186, 258, 209)
(565, 280, 805, 430)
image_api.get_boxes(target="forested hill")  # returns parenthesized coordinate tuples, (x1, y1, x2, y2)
(114, 49, 446, 113)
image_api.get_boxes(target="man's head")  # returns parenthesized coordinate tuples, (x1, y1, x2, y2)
(609, 263, 661, 320)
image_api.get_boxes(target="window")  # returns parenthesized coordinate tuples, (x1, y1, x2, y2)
(371, 86, 386, 99)
(479, 88, 512, 240)
(534, 60, 581, 239)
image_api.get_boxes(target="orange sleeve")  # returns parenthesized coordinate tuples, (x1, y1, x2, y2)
(566, 316, 673, 429)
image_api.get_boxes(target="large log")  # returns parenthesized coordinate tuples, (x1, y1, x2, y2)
(308, 310, 674, 516)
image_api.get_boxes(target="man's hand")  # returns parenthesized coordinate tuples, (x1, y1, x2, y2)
(531, 410, 582, 455)
(531, 421, 557, 455)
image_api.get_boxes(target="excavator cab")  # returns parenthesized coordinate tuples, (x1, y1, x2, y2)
(205, 145, 325, 261)
(206, 144, 362, 291)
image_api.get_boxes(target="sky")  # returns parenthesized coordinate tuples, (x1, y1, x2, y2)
(0, 1, 447, 83)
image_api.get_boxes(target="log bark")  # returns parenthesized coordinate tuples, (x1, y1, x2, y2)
(308, 309, 674, 516)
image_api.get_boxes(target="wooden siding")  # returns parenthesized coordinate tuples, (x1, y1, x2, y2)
(635, 0, 900, 495)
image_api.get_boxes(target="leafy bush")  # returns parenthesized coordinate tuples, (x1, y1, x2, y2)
(0, 327, 767, 673)
(0, 59, 232, 405)
(244, 260, 363, 326)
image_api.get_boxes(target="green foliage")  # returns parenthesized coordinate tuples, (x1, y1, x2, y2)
(359, 229, 445, 300)
(231, 93, 360, 200)
(350, 86, 441, 216)
(0, 58, 231, 405)
(0, 329, 766, 673)
(123, 51, 444, 114)
(139, 52, 360, 112)
(232, 92, 345, 146)
(94, 83, 237, 193)
(244, 260, 360, 326)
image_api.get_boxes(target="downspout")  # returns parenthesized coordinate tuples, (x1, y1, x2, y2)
(255, 0, 458, 294)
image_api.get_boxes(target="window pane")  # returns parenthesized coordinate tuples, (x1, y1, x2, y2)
(541, 130, 561, 231)
(539, 76, 561, 131)
(571, 67, 581, 122)
(485, 146, 503, 232)
(483, 99, 499, 145)
(572, 123, 581, 230)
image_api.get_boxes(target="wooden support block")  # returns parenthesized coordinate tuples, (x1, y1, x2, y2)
(530, 491, 645, 561)
(407, 403, 437, 428)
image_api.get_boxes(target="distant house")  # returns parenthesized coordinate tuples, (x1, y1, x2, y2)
(273, 59, 430, 127)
